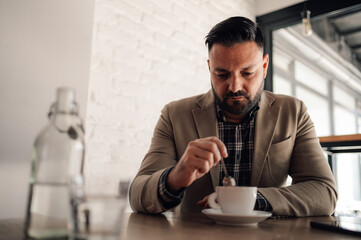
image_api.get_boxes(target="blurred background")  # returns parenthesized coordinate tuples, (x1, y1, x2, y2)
(1, 0, 360, 219)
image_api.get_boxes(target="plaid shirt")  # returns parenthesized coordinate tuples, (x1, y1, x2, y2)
(216, 101, 271, 211)
(216, 104, 256, 186)
(158, 97, 272, 212)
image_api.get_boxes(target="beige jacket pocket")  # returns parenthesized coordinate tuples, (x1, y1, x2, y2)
(265, 136, 293, 186)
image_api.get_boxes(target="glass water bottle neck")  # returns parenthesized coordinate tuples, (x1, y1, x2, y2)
(55, 88, 77, 114)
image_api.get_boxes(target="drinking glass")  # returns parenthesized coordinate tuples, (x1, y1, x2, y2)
(69, 179, 130, 240)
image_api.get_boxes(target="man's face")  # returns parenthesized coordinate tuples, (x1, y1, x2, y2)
(208, 42, 269, 116)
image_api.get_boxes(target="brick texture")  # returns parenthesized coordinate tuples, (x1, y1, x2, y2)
(85, 0, 255, 195)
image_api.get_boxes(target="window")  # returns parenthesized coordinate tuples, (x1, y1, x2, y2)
(272, 22, 361, 216)
(258, 1, 361, 217)
(295, 86, 330, 136)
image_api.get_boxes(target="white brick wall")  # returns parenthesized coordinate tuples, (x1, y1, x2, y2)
(85, 0, 255, 194)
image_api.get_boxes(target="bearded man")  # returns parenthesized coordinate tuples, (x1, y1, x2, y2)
(129, 16, 337, 217)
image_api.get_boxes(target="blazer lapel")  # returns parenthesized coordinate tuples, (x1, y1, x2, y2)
(190, 91, 280, 188)
(251, 92, 280, 186)
(192, 90, 219, 189)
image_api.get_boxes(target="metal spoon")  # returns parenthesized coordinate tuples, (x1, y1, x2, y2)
(220, 158, 236, 186)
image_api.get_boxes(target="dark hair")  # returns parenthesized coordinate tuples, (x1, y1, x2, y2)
(205, 16, 264, 52)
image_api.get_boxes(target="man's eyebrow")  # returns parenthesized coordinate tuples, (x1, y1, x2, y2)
(214, 67, 229, 72)
(241, 65, 257, 70)
(214, 65, 257, 72)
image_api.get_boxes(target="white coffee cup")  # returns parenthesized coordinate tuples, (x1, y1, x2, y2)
(207, 186, 257, 215)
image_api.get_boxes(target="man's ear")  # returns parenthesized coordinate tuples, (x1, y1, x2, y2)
(262, 54, 269, 79)
(207, 59, 211, 72)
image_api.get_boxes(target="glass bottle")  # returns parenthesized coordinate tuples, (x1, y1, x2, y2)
(24, 88, 85, 239)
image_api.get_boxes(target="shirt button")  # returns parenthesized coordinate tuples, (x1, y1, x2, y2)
(146, 204, 155, 212)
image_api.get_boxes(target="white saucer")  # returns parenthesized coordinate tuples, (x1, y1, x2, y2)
(202, 209, 272, 227)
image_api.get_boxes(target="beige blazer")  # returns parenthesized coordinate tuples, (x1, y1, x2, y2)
(129, 90, 337, 216)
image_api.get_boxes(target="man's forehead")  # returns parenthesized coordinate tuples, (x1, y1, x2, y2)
(209, 43, 263, 61)
(209, 43, 264, 69)
(209, 42, 263, 54)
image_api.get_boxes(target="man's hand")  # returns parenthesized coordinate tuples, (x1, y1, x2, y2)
(166, 136, 228, 192)
(197, 195, 210, 208)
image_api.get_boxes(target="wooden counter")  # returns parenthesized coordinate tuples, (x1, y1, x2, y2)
(319, 134, 361, 143)
(319, 134, 361, 153)
(1, 212, 360, 240)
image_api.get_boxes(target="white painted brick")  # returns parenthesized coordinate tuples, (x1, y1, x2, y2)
(108, 1, 144, 22)
(152, 0, 173, 11)
(125, 0, 156, 14)
(86, 0, 256, 193)
(171, 3, 198, 23)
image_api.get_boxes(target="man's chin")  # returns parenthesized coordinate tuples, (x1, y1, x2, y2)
(226, 110, 246, 116)
(223, 104, 247, 115)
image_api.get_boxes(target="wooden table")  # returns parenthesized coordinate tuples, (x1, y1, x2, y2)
(319, 134, 361, 171)
(319, 134, 361, 154)
(1, 212, 360, 240)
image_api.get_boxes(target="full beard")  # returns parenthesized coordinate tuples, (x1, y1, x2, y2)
(212, 83, 263, 116)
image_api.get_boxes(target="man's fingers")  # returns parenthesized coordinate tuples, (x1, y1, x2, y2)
(198, 136, 228, 158)
(168, 136, 228, 190)
(192, 137, 227, 161)
(192, 148, 215, 167)
(197, 195, 210, 208)
(186, 155, 211, 174)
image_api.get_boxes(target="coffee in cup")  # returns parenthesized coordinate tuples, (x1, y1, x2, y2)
(207, 186, 257, 215)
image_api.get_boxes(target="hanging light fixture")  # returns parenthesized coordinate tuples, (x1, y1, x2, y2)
(301, 1, 313, 36)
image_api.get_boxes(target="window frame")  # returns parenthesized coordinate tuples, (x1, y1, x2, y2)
(256, 0, 361, 92)
(257, 0, 361, 213)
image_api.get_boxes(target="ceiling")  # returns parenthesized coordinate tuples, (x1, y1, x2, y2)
(312, 9, 361, 72)
(331, 10, 361, 64)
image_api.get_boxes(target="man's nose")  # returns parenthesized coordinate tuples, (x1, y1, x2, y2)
(228, 74, 244, 92)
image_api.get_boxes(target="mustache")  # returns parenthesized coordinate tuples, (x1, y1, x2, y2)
(224, 90, 250, 99)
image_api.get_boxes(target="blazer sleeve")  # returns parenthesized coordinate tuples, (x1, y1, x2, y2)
(129, 104, 178, 213)
(258, 100, 338, 217)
